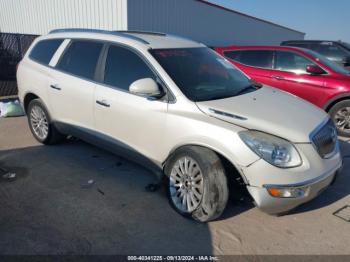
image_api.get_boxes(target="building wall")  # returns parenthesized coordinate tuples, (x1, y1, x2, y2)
(0, 0, 128, 35)
(127, 0, 305, 46)
(0, 0, 305, 45)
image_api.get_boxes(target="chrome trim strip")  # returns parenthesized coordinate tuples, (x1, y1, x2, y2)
(309, 117, 330, 141)
(309, 117, 339, 159)
(208, 108, 247, 120)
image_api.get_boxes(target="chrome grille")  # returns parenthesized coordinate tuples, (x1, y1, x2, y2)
(311, 119, 338, 158)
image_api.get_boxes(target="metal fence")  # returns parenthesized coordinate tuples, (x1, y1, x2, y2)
(0, 32, 38, 97)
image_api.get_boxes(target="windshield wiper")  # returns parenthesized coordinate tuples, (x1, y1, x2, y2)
(200, 82, 263, 101)
(203, 94, 232, 101)
(235, 83, 262, 96)
(251, 81, 263, 88)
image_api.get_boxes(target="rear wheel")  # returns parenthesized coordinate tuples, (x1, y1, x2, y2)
(329, 100, 350, 137)
(27, 99, 65, 144)
(165, 146, 229, 222)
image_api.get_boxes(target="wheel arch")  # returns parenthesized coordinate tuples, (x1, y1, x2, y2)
(163, 143, 249, 185)
(23, 92, 40, 113)
(323, 93, 350, 112)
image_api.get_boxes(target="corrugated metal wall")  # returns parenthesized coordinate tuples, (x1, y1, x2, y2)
(127, 0, 305, 46)
(0, 0, 304, 45)
(0, 0, 128, 35)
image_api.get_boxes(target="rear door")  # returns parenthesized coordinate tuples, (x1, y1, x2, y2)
(94, 44, 167, 164)
(48, 40, 104, 131)
(223, 50, 276, 86)
(271, 50, 326, 107)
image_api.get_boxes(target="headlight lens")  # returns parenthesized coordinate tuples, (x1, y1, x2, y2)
(239, 130, 302, 168)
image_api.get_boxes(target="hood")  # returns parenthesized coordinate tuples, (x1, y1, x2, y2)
(196, 86, 328, 143)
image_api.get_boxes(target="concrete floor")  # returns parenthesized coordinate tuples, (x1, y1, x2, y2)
(0, 116, 349, 255)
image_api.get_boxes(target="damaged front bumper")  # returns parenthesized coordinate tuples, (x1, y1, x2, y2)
(240, 143, 343, 214)
(247, 165, 341, 214)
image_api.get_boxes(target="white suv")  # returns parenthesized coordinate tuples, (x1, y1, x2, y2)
(17, 29, 342, 222)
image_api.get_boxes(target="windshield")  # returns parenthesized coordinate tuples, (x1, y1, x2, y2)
(305, 49, 350, 75)
(341, 42, 350, 51)
(150, 47, 256, 102)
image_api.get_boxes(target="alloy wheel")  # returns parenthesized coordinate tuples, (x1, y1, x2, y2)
(334, 107, 350, 133)
(169, 156, 204, 213)
(30, 105, 49, 140)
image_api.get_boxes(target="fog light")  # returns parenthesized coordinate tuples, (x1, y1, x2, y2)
(266, 186, 310, 198)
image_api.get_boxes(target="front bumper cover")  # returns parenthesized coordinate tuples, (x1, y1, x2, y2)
(246, 160, 343, 214)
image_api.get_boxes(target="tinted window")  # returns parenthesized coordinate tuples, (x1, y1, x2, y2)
(305, 49, 349, 75)
(104, 45, 155, 91)
(29, 39, 63, 65)
(275, 51, 316, 74)
(225, 50, 273, 68)
(57, 41, 103, 79)
(151, 48, 256, 102)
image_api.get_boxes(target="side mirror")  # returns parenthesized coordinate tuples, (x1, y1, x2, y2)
(129, 78, 163, 98)
(306, 65, 325, 75)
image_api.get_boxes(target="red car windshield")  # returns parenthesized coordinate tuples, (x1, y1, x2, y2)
(150, 47, 257, 102)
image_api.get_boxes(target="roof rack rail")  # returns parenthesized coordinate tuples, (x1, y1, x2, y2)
(116, 30, 167, 36)
(166, 33, 202, 45)
(49, 28, 149, 44)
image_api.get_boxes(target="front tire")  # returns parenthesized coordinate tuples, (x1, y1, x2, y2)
(329, 100, 350, 137)
(27, 99, 65, 144)
(165, 146, 229, 222)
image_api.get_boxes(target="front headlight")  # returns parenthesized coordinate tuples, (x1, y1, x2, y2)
(239, 130, 302, 168)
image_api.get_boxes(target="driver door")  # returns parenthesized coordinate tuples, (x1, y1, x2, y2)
(94, 44, 167, 165)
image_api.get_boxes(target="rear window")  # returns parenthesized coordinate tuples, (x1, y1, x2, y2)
(57, 40, 103, 80)
(287, 43, 310, 49)
(224, 50, 273, 69)
(29, 39, 63, 65)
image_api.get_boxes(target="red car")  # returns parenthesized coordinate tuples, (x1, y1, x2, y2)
(215, 45, 350, 137)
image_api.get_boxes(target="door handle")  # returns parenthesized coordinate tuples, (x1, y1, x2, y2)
(50, 84, 61, 90)
(272, 75, 284, 80)
(96, 100, 110, 108)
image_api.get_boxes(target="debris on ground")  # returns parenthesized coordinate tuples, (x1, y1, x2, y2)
(145, 183, 160, 192)
(81, 179, 95, 188)
(2, 172, 17, 182)
(66, 135, 79, 142)
(0, 166, 17, 182)
(0, 100, 25, 117)
(97, 188, 105, 195)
